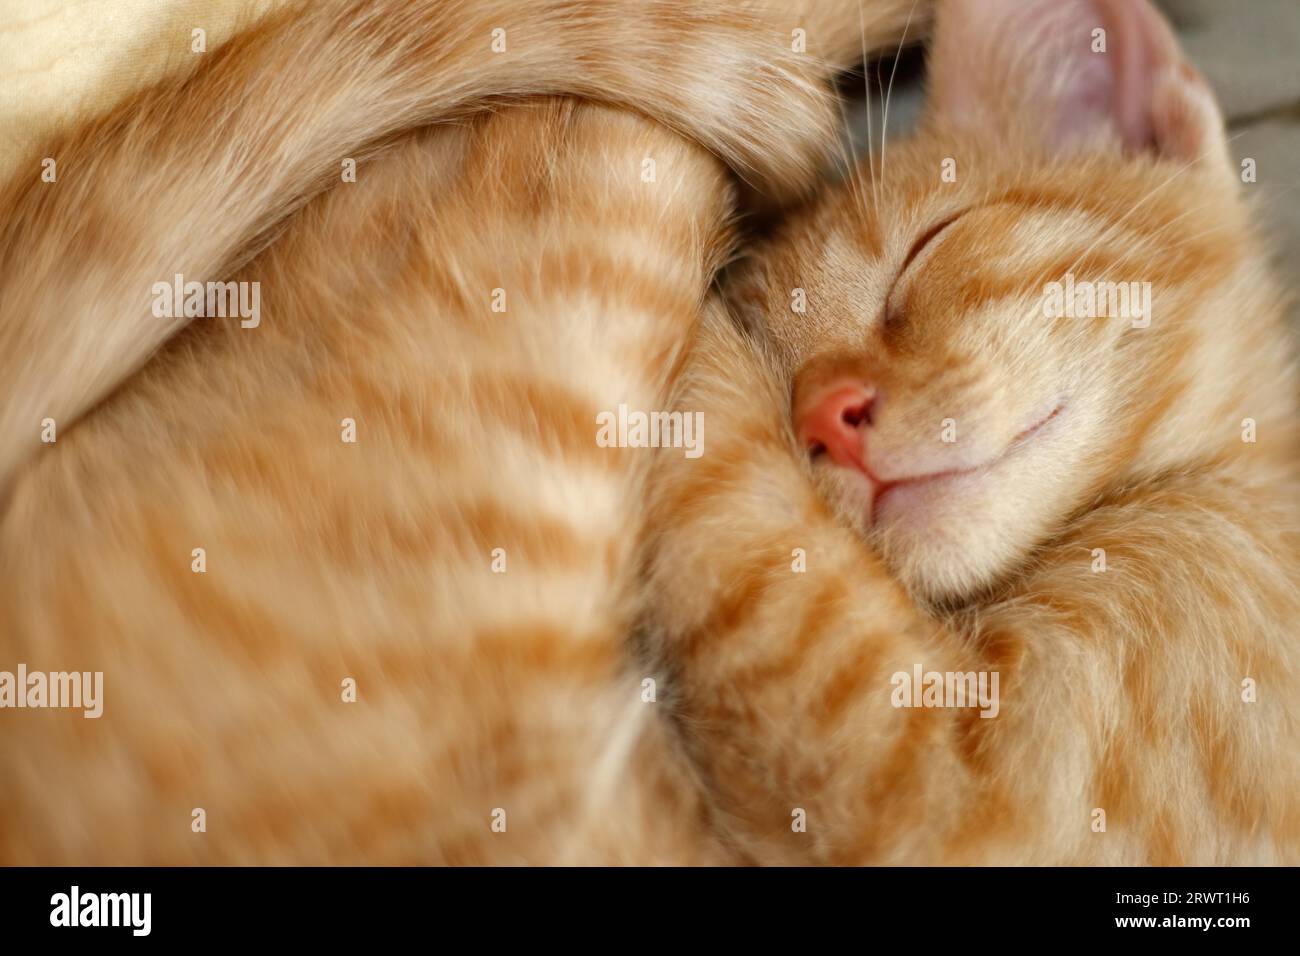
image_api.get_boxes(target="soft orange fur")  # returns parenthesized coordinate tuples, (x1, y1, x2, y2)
(0, 0, 922, 495)
(2, 0, 1296, 866)
(1, 102, 738, 863)
(641, 0, 1300, 863)
(0, 0, 918, 863)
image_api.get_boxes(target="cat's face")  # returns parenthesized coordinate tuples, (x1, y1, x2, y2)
(738, 0, 1271, 602)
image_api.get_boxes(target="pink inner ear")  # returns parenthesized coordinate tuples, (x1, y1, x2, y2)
(929, 0, 1184, 154)
(1099, 0, 1180, 150)
(1052, 1, 1118, 148)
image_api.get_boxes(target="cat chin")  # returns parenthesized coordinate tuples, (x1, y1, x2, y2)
(816, 408, 1074, 604)
(868, 477, 1017, 603)
(816, 465, 1012, 601)
(872, 494, 1025, 604)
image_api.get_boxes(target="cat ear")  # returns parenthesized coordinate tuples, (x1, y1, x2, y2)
(927, 0, 1229, 169)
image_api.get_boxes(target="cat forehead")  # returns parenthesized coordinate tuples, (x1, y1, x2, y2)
(805, 139, 1227, 280)
(759, 165, 1243, 380)
(802, 194, 1094, 291)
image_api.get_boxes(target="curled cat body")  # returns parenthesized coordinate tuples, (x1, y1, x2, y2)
(0, 0, 919, 863)
(642, 0, 1300, 863)
(0, 0, 1296, 866)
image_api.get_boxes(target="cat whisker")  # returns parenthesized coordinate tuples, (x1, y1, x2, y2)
(857, 0, 880, 218)
(878, 0, 919, 197)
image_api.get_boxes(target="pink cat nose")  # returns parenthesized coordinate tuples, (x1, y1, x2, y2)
(795, 382, 877, 471)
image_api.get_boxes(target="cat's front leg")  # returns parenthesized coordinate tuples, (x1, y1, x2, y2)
(640, 307, 1300, 865)
(640, 307, 985, 864)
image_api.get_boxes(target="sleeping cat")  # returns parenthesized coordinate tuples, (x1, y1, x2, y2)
(1, 0, 1295, 865)
(641, 0, 1300, 863)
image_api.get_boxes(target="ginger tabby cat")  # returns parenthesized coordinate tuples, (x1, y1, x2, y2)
(641, 0, 1300, 863)
(1, 0, 1296, 866)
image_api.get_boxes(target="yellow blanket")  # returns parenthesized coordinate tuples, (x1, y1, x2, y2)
(0, 0, 288, 180)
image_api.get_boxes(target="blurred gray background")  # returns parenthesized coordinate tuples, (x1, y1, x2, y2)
(1164, 0, 1300, 279)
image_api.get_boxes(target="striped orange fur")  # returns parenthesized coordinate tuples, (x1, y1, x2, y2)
(2, 0, 1294, 867)
(0, 0, 925, 496)
(641, 0, 1300, 863)
(0, 0, 927, 863)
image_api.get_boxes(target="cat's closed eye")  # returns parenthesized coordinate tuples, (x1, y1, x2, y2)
(899, 210, 965, 277)
(881, 210, 965, 334)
